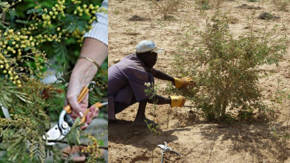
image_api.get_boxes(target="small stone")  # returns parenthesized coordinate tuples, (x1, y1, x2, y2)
(237, 4, 262, 10)
(128, 15, 148, 21)
(258, 12, 280, 20)
(113, 59, 120, 64)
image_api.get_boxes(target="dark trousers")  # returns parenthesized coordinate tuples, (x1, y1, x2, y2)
(115, 95, 137, 114)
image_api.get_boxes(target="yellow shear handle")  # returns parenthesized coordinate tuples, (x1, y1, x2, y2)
(63, 87, 89, 114)
(80, 102, 103, 124)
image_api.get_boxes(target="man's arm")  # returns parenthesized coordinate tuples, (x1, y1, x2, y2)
(151, 69, 174, 83)
(147, 95, 186, 108)
(147, 95, 171, 105)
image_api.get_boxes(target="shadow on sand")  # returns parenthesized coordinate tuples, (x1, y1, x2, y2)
(109, 119, 190, 151)
(198, 121, 289, 162)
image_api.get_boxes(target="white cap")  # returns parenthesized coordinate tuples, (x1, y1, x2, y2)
(136, 40, 164, 54)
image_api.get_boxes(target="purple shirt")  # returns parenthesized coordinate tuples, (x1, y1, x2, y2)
(108, 54, 154, 104)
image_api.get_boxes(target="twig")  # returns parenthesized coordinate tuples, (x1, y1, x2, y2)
(46, 140, 108, 150)
(1, 9, 7, 26)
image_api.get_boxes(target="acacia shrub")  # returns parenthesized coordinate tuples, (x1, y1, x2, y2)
(175, 14, 287, 121)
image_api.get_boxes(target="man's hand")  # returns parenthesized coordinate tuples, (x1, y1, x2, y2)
(170, 96, 186, 107)
(174, 77, 194, 88)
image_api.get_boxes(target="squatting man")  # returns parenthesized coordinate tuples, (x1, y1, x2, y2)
(108, 40, 192, 124)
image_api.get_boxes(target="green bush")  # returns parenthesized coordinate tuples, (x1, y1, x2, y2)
(175, 14, 287, 121)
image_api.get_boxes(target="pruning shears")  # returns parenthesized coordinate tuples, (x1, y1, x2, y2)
(158, 141, 181, 163)
(43, 87, 108, 146)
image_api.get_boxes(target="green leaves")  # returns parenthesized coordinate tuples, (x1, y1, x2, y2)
(26, 8, 43, 15)
(0, 80, 30, 110)
(0, 0, 107, 162)
(175, 13, 287, 121)
(0, 78, 68, 161)
(1, 0, 104, 81)
(0, 116, 47, 162)
(0, 1, 9, 8)
(66, 118, 81, 145)
(52, 42, 68, 70)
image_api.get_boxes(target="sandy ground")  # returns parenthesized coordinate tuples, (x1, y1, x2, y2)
(108, 0, 290, 162)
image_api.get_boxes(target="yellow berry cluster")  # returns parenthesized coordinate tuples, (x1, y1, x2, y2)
(33, 53, 47, 74)
(71, 29, 83, 38)
(0, 57, 22, 87)
(2, 29, 36, 53)
(73, 4, 99, 24)
(40, 0, 66, 26)
(71, 0, 81, 5)
(33, 1, 100, 45)
(35, 33, 62, 43)
(0, 28, 49, 86)
(0, 0, 103, 86)
(81, 135, 100, 160)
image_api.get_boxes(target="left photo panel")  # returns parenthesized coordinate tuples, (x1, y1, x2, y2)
(0, 0, 108, 162)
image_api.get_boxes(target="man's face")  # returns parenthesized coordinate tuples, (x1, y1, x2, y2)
(143, 52, 157, 68)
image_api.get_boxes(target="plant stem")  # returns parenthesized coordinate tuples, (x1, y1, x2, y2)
(46, 140, 108, 150)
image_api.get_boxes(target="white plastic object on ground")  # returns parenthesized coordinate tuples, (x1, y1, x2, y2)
(1, 105, 11, 119)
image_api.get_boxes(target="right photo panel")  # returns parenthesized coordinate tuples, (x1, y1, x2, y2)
(108, 0, 290, 162)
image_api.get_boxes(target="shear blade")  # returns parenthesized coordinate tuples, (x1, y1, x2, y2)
(43, 124, 65, 146)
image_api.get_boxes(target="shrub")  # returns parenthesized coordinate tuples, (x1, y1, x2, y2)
(0, 0, 107, 162)
(0, 78, 60, 162)
(175, 14, 287, 121)
(151, 0, 182, 20)
(0, 0, 103, 85)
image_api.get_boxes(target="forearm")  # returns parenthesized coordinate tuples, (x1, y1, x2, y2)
(67, 38, 108, 111)
(70, 38, 108, 86)
(147, 95, 171, 105)
(152, 69, 174, 82)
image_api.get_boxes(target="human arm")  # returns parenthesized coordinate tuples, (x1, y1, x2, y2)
(152, 69, 194, 89)
(146, 94, 186, 107)
(67, 38, 108, 117)
(151, 68, 174, 83)
(67, 0, 108, 117)
(147, 94, 171, 105)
